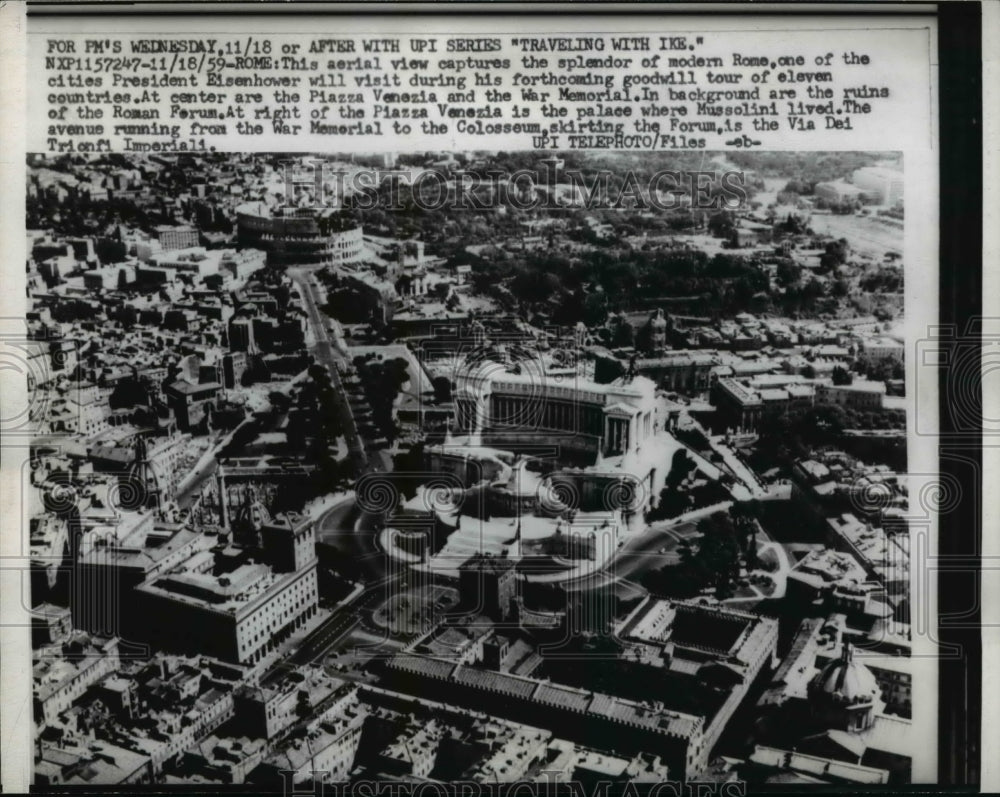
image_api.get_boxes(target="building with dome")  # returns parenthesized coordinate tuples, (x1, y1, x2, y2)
(807, 643, 881, 732)
(124, 433, 190, 511)
(749, 615, 914, 784)
(767, 612, 912, 718)
(230, 485, 272, 546)
(126, 435, 162, 511)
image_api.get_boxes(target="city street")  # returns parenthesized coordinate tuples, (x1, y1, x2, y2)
(259, 574, 401, 687)
(289, 267, 368, 474)
(315, 498, 388, 583)
(560, 519, 703, 597)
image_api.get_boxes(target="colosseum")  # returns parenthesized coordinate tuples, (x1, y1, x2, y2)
(235, 202, 365, 267)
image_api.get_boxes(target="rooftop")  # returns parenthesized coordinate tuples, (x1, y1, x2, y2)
(387, 652, 703, 739)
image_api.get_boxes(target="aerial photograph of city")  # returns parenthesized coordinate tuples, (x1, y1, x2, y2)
(23, 150, 913, 789)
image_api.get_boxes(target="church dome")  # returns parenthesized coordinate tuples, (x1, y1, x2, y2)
(234, 485, 271, 533)
(125, 435, 161, 510)
(810, 644, 880, 706)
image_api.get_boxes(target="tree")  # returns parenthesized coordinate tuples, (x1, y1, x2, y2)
(642, 512, 741, 599)
(832, 366, 853, 385)
(776, 213, 806, 236)
(730, 502, 759, 568)
(861, 267, 903, 294)
(782, 179, 813, 195)
(864, 355, 904, 382)
(582, 291, 608, 327)
(268, 391, 292, 413)
(696, 513, 742, 598)
(775, 260, 801, 287)
(806, 403, 849, 438)
(707, 211, 736, 239)
(819, 238, 850, 271)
